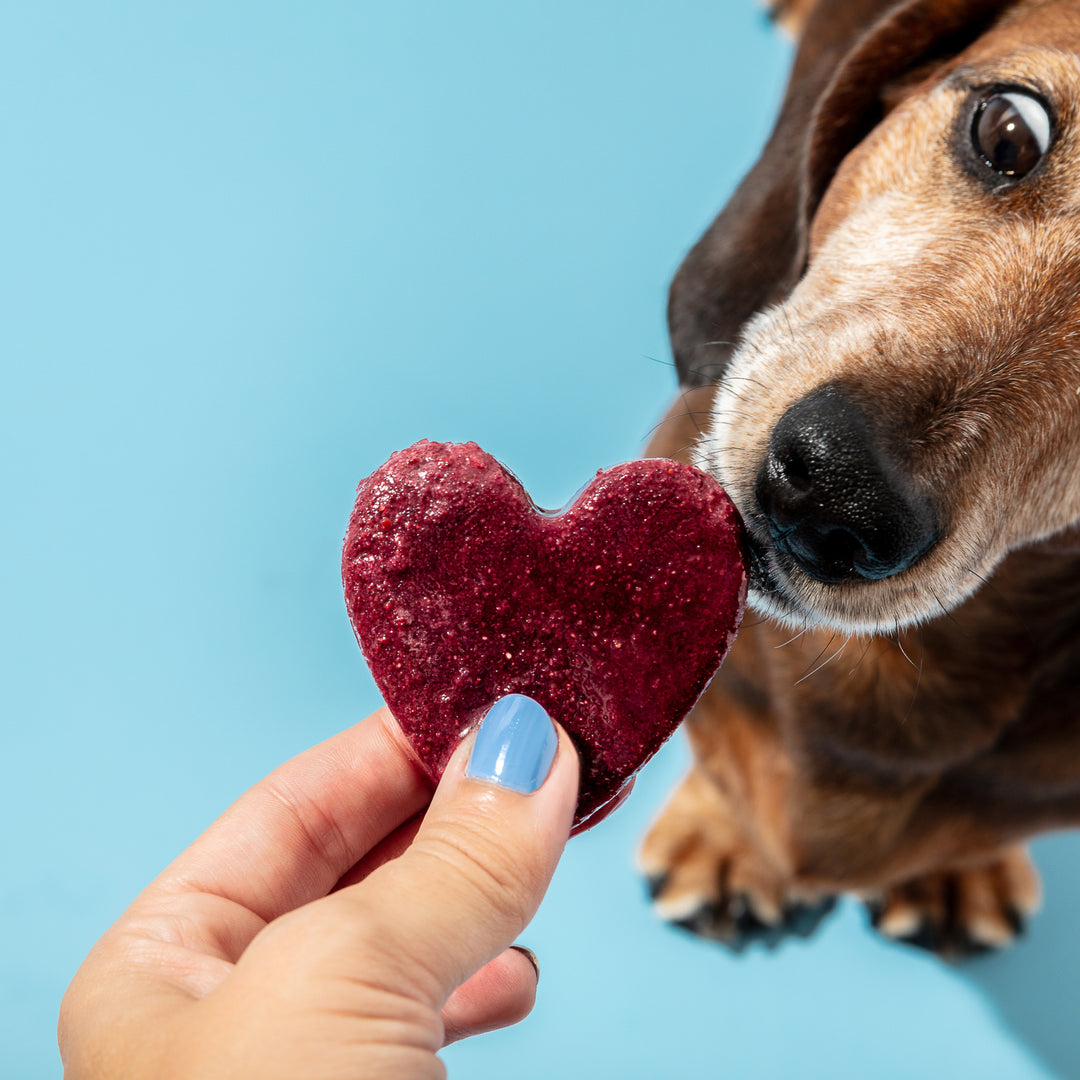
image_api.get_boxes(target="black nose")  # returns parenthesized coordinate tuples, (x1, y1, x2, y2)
(754, 386, 939, 584)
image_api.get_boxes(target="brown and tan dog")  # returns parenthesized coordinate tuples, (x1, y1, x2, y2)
(639, 0, 1080, 954)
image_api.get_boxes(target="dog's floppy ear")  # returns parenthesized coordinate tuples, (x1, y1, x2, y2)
(668, 0, 1018, 388)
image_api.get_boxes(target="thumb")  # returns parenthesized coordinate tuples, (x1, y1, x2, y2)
(328, 694, 580, 1009)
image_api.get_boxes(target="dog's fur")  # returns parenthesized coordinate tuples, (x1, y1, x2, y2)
(639, 0, 1080, 952)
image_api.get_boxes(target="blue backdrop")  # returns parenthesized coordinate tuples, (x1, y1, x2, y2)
(4, 3, 1079, 1077)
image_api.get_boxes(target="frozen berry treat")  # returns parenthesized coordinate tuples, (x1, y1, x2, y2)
(342, 440, 746, 829)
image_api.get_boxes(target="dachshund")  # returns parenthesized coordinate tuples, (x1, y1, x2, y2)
(638, 0, 1080, 954)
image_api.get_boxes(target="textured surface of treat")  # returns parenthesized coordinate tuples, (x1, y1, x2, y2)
(342, 440, 746, 828)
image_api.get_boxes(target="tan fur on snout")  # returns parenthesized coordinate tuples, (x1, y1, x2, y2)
(706, 31, 1080, 632)
(643, 0, 1080, 955)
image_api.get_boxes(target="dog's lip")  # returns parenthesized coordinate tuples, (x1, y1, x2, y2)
(742, 525, 787, 599)
(741, 521, 819, 625)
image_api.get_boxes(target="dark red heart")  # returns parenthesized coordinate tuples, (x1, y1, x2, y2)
(342, 440, 746, 829)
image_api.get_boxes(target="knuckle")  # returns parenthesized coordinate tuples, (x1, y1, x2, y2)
(417, 810, 540, 930)
(261, 775, 354, 873)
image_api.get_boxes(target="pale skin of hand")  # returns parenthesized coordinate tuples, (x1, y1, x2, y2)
(58, 706, 580, 1079)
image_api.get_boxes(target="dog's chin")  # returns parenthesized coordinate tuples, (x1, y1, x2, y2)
(742, 531, 961, 636)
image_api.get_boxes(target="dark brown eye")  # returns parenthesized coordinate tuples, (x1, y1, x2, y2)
(972, 92, 1051, 177)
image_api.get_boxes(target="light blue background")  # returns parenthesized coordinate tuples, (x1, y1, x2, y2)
(4, 3, 1079, 1077)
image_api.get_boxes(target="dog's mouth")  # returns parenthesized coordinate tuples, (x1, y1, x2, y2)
(740, 524, 821, 627)
(739, 523, 890, 632)
(735, 505, 973, 634)
(742, 528, 783, 601)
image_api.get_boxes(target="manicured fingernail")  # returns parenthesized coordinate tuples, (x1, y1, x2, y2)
(511, 945, 540, 985)
(466, 694, 557, 793)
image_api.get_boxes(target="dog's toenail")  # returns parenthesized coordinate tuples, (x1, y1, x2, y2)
(644, 872, 669, 901)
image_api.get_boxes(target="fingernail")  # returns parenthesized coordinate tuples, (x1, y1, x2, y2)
(466, 694, 557, 794)
(511, 945, 540, 985)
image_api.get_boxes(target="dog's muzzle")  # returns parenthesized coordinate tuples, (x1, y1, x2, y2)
(753, 385, 941, 585)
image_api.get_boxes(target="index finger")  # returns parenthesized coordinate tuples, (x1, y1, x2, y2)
(142, 706, 433, 923)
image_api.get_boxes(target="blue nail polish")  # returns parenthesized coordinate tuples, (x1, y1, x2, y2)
(466, 694, 557, 794)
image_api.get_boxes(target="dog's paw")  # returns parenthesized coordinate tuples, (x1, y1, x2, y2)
(864, 845, 1042, 957)
(637, 766, 837, 952)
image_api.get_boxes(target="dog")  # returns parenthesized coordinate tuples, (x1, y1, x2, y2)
(637, 0, 1080, 954)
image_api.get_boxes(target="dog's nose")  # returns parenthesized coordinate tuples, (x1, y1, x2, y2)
(754, 386, 939, 584)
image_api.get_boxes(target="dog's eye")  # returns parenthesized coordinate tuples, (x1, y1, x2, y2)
(972, 92, 1051, 177)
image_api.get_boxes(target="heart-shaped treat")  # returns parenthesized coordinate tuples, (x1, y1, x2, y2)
(342, 440, 746, 829)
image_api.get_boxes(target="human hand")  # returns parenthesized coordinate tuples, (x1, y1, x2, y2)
(59, 694, 580, 1079)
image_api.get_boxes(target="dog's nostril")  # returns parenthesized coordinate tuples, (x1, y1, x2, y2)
(778, 444, 814, 493)
(754, 386, 940, 585)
